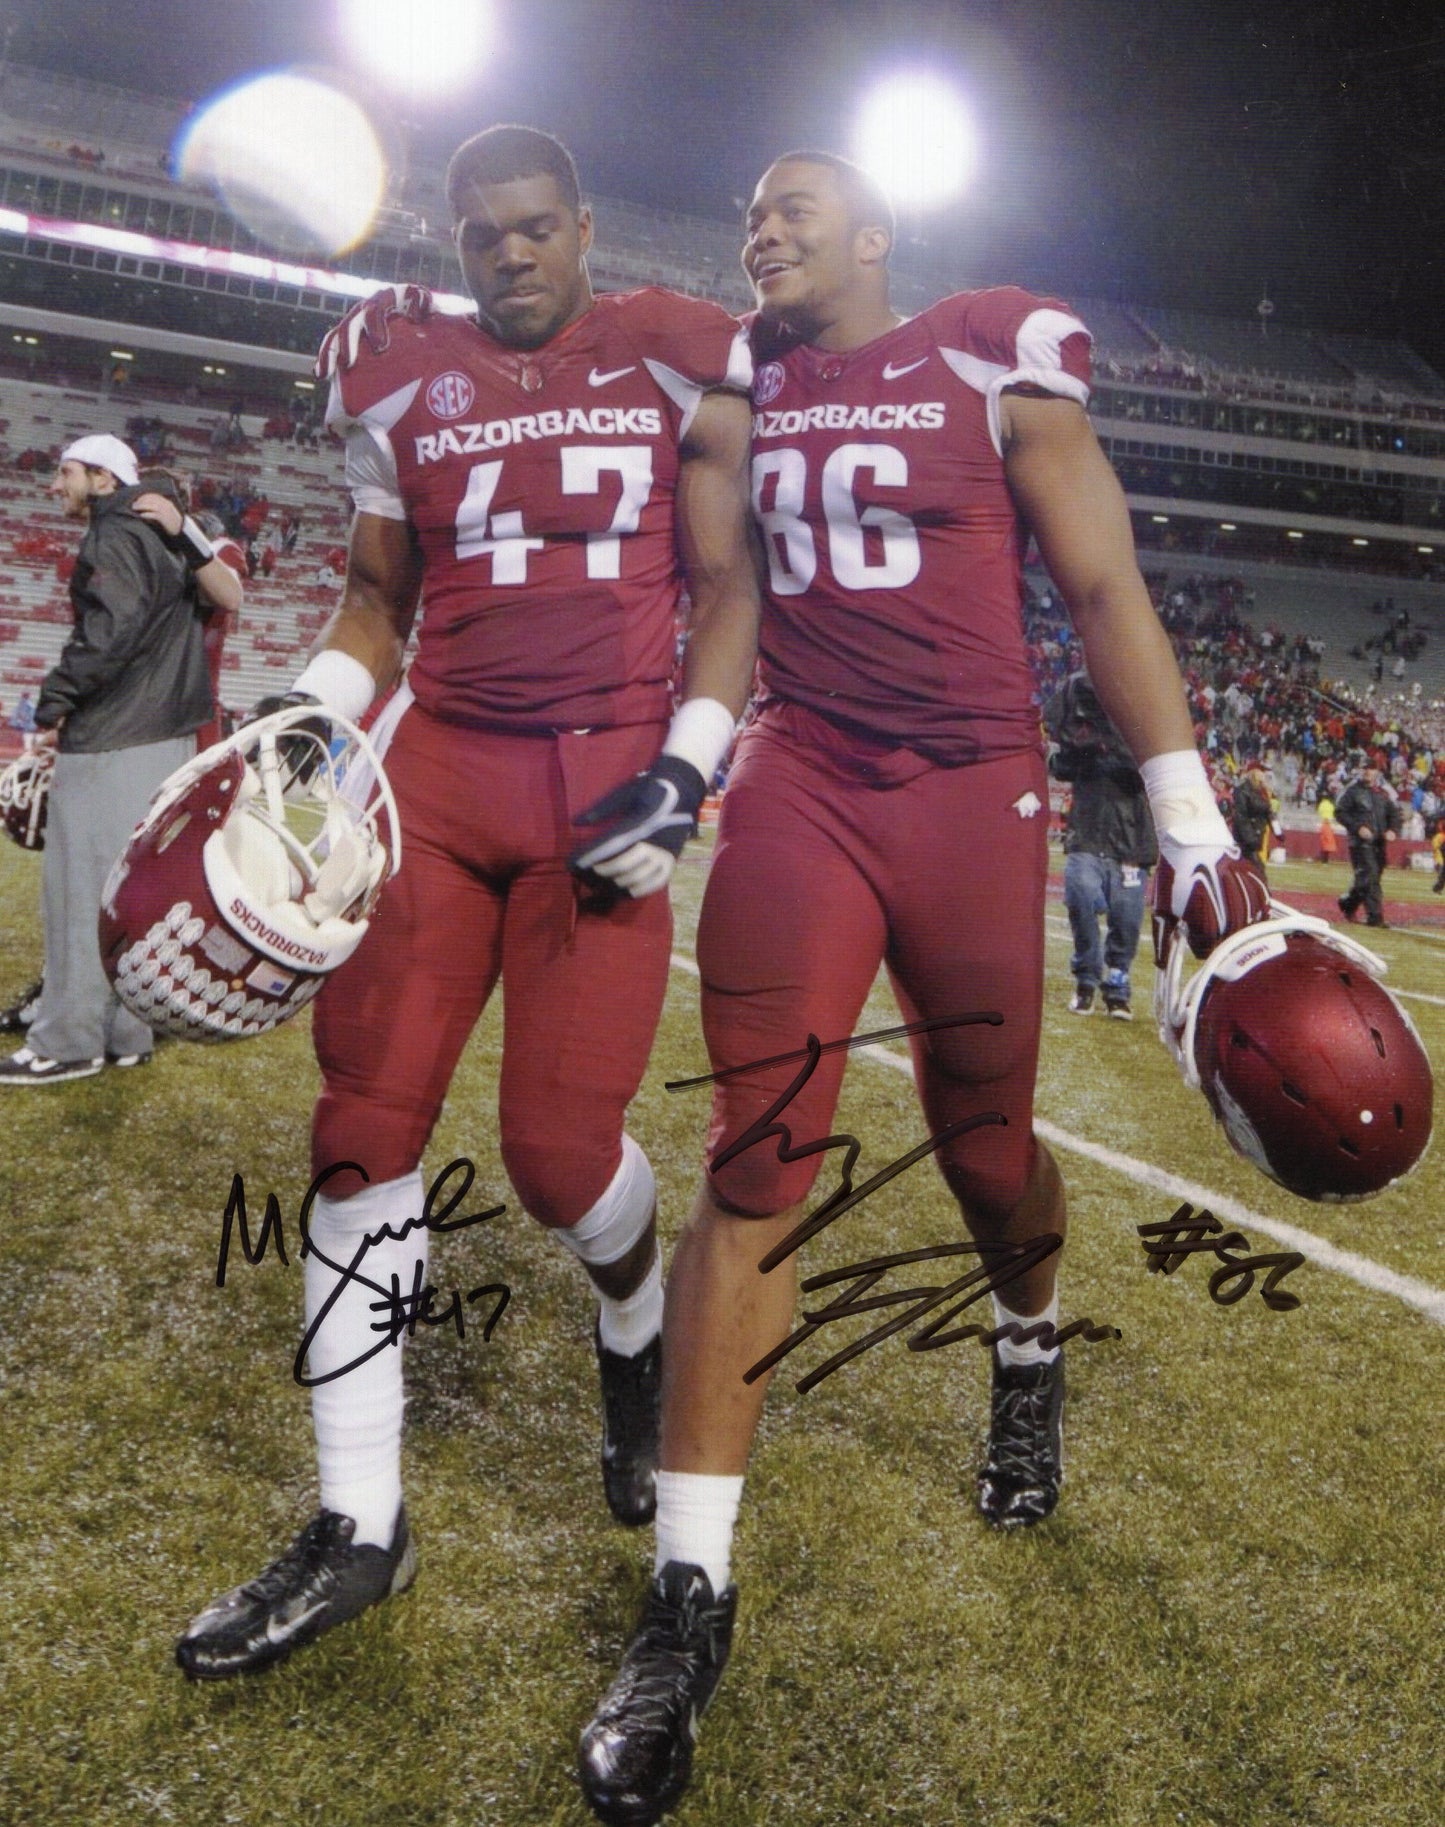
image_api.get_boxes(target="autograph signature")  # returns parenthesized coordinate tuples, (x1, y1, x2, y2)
(215, 1159, 511, 1386)
(669, 1013, 1121, 1390)
(1137, 1202, 1305, 1310)
(749, 1235, 1121, 1393)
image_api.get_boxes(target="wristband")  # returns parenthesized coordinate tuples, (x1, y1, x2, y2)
(292, 649, 376, 722)
(176, 514, 216, 571)
(1140, 748, 1232, 841)
(660, 696, 736, 789)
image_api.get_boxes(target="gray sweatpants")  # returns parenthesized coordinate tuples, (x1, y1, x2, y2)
(29, 736, 195, 1063)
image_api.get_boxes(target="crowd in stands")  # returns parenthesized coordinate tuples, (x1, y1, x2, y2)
(1348, 598, 1430, 679)
(1027, 569, 1445, 836)
(122, 415, 172, 463)
(260, 395, 326, 448)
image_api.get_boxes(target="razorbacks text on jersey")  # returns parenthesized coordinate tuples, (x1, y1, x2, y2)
(328, 288, 751, 731)
(748, 287, 1091, 763)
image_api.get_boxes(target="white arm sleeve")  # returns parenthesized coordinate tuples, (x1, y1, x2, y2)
(343, 422, 407, 522)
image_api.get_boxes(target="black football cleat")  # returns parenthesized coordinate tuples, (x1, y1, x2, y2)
(579, 1561, 738, 1826)
(595, 1324, 661, 1527)
(976, 1349, 1065, 1529)
(0, 977, 42, 1033)
(175, 1506, 415, 1680)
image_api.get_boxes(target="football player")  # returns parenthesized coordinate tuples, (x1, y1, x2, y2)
(576, 152, 1269, 1824)
(176, 126, 759, 1679)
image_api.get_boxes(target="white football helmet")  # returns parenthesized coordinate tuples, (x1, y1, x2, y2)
(99, 707, 401, 1041)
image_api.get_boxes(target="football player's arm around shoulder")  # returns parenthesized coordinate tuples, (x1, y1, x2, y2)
(313, 511, 423, 700)
(1000, 390, 1194, 762)
(674, 386, 760, 719)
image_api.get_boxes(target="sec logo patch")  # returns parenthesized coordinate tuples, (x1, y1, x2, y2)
(426, 371, 476, 420)
(752, 362, 785, 407)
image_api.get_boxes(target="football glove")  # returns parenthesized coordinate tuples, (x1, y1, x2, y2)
(569, 755, 707, 898)
(1152, 829, 1271, 963)
(1143, 749, 1270, 963)
(315, 284, 436, 382)
(242, 690, 331, 789)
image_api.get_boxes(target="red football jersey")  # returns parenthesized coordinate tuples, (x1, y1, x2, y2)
(328, 289, 751, 730)
(748, 287, 1091, 763)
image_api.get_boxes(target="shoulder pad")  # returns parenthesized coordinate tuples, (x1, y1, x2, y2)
(332, 314, 467, 424)
(927, 288, 1091, 378)
(607, 289, 751, 392)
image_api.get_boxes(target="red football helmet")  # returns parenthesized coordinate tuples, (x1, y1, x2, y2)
(1157, 907, 1433, 1202)
(99, 707, 401, 1042)
(0, 748, 55, 850)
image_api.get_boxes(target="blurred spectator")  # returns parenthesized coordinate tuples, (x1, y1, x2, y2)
(1317, 792, 1338, 864)
(1043, 671, 1157, 1020)
(1, 434, 211, 1084)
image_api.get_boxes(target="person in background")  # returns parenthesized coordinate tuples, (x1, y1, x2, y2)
(1336, 763, 1394, 928)
(0, 434, 212, 1084)
(1317, 791, 1338, 865)
(1229, 762, 1274, 866)
(1044, 670, 1157, 1019)
(132, 469, 245, 752)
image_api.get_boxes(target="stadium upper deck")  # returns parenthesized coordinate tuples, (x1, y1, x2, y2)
(3, 60, 1445, 576)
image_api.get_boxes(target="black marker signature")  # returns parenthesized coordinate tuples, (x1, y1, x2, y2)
(747, 1234, 1120, 1393)
(669, 1013, 1121, 1389)
(216, 1158, 511, 1385)
(668, 1013, 1008, 1270)
(1137, 1202, 1305, 1311)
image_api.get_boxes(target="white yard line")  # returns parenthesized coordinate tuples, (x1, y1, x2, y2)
(670, 950, 1445, 1327)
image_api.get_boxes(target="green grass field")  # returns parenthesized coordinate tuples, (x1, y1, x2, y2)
(2, 834, 1442, 1826)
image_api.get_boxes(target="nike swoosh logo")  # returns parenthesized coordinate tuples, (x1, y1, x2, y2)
(265, 1601, 328, 1646)
(882, 357, 928, 380)
(588, 365, 637, 387)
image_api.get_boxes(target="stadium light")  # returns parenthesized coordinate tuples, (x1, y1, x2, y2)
(854, 72, 979, 209)
(340, 0, 492, 97)
(177, 72, 387, 256)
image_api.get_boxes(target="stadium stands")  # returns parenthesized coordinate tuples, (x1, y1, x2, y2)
(7, 57, 1445, 798)
(1132, 305, 1353, 386)
(0, 378, 352, 726)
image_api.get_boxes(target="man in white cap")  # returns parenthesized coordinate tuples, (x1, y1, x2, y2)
(0, 434, 215, 1084)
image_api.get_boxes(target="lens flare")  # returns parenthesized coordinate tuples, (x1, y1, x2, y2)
(177, 72, 387, 256)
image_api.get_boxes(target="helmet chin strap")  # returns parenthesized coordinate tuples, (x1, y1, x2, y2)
(1156, 901, 1390, 1090)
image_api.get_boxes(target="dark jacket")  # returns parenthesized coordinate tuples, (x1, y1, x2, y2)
(1230, 775, 1273, 852)
(1334, 777, 1394, 846)
(1043, 674, 1158, 868)
(35, 484, 212, 752)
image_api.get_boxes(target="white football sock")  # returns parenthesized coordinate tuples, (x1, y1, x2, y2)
(303, 1169, 426, 1546)
(992, 1290, 1060, 1367)
(553, 1135, 663, 1356)
(654, 1470, 745, 1593)
(597, 1246, 663, 1357)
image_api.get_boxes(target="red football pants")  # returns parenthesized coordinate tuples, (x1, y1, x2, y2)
(699, 713, 1048, 1219)
(312, 704, 672, 1225)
